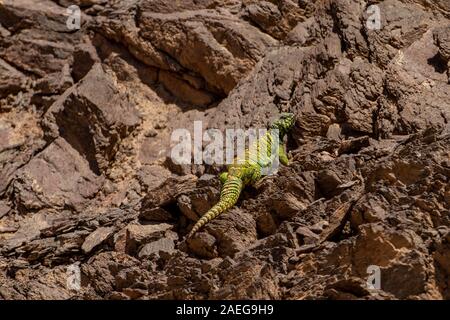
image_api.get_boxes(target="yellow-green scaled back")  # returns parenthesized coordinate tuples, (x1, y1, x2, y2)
(187, 113, 295, 238)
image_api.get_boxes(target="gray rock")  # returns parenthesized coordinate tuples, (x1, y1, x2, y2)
(138, 238, 176, 258)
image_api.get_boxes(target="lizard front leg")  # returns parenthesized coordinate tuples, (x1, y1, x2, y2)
(278, 144, 289, 166)
(219, 172, 228, 184)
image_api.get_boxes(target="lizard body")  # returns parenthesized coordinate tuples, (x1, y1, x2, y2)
(186, 113, 295, 238)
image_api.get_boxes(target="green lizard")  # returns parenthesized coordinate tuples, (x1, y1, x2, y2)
(186, 113, 296, 238)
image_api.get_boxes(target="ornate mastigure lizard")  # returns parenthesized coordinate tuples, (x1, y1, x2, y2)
(187, 113, 295, 238)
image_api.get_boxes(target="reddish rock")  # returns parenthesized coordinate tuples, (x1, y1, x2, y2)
(0, 0, 449, 301)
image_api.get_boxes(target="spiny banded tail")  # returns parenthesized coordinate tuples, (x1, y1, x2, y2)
(186, 176, 243, 238)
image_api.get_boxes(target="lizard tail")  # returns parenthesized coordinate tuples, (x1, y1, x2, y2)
(186, 176, 243, 238)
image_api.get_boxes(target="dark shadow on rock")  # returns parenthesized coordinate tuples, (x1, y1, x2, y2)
(427, 53, 447, 74)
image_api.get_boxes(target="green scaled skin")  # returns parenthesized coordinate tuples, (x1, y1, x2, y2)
(186, 113, 295, 239)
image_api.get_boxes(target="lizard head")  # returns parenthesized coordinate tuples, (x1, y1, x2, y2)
(271, 113, 295, 137)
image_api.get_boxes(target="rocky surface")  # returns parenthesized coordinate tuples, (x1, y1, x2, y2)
(0, 0, 449, 300)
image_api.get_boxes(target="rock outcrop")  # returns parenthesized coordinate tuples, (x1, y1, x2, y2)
(0, 0, 449, 300)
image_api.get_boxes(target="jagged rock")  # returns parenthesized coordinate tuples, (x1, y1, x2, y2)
(57, 0, 108, 9)
(139, 207, 173, 222)
(10, 138, 102, 212)
(138, 237, 176, 259)
(81, 226, 114, 254)
(0, 109, 45, 195)
(33, 65, 73, 96)
(158, 70, 216, 107)
(0, 0, 449, 301)
(364, 0, 435, 67)
(324, 277, 373, 299)
(317, 169, 343, 198)
(377, 29, 450, 137)
(0, 0, 86, 76)
(243, 0, 306, 40)
(434, 231, 450, 299)
(136, 164, 171, 192)
(0, 58, 28, 99)
(95, 0, 277, 104)
(0, 264, 77, 299)
(141, 174, 198, 209)
(187, 232, 218, 259)
(136, 2, 278, 95)
(0, 201, 10, 219)
(1, 212, 50, 252)
(177, 178, 220, 222)
(81, 252, 149, 296)
(295, 226, 320, 245)
(31, 64, 74, 110)
(125, 223, 173, 255)
(72, 40, 101, 82)
(44, 63, 141, 173)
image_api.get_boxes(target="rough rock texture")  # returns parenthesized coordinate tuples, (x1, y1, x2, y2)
(0, 0, 449, 300)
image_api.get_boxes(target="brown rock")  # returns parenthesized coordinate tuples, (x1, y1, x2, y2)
(139, 207, 173, 222)
(296, 226, 320, 245)
(2, 212, 50, 252)
(44, 63, 141, 173)
(0, 201, 10, 219)
(0, 58, 27, 99)
(187, 232, 218, 259)
(0, 109, 45, 196)
(141, 174, 198, 209)
(72, 40, 101, 82)
(125, 223, 173, 254)
(244, 0, 305, 40)
(1, 0, 449, 301)
(96, 0, 277, 101)
(81, 226, 114, 254)
(11, 138, 102, 212)
(158, 70, 215, 107)
(317, 169, 343, 198)
(0, 0, 85, 76)
(138, 238, 176, 258)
